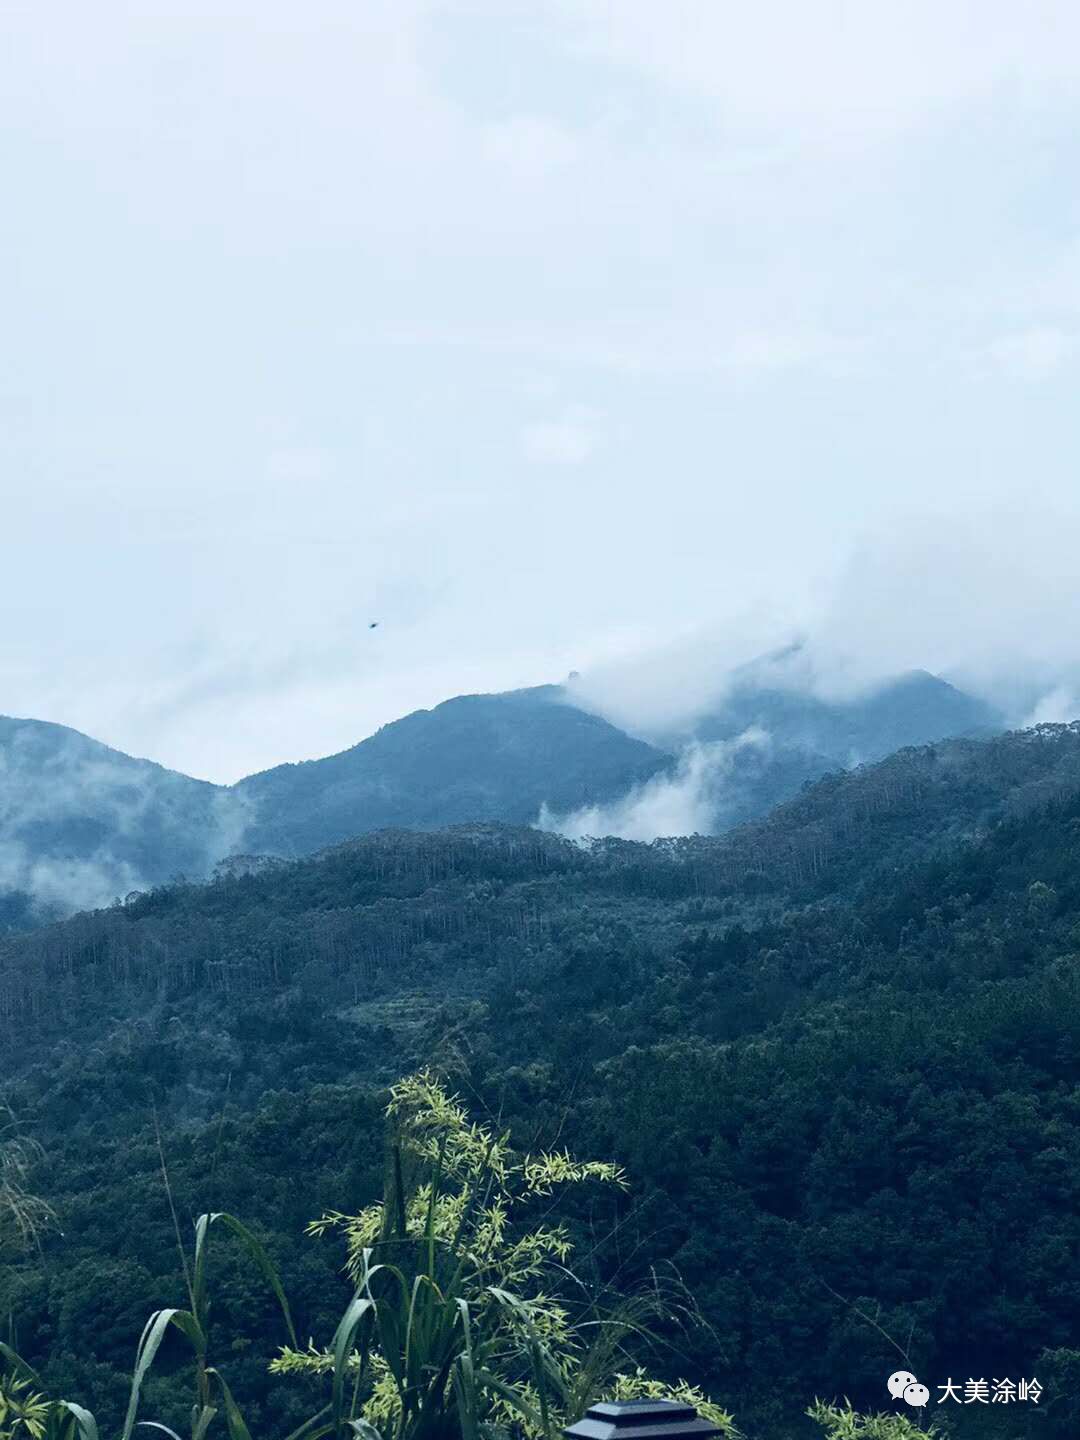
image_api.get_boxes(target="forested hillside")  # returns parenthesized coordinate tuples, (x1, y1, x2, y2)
(234, 686, 669, 854)
(0, 716, 245, 932)
(0, 690, 668, 928)
(690, 664, 998, 763)
(4, 725, 1080, 1437)
(0, 667, 1003, 928)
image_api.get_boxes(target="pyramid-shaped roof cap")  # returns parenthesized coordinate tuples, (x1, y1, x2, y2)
(564, 1399, 723, 1440)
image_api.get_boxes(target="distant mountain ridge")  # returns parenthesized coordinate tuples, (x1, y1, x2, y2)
(540, 667, 1004, 838)
(0, 715, 247, 931)
(0, 687, 669, 927)
(675, 667, 1003, 828)
(234, 686, 668, 856)
(690, 665, 1000, 762)
(0, 664, 1006, 926)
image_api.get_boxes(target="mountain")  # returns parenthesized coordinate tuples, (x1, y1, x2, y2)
(0, 689, 668, 926)
(0, 668, 1004, 927)
(0, 715, 247, 929)
(4, 723, 1080, 1437)
(234, 685, 670, 856)
(542, 667, 1005, 839)
(692, 665, 1000, 762)
(641, 666, 1006, 830)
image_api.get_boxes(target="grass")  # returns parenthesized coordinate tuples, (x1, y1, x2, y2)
(2, 1073, 736, 1440)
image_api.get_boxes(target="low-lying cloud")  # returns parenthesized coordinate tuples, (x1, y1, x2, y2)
(539, 729, 771, 842)
(0, 721, 252, 923)
(563, 509, 1080, 743)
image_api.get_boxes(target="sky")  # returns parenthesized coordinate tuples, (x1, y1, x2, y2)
(5, 1, 1080, 783)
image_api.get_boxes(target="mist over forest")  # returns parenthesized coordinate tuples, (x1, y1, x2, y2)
(6, 4, 1080, 1439)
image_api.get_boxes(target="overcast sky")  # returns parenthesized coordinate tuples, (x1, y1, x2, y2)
(5, 1, 1080, 782)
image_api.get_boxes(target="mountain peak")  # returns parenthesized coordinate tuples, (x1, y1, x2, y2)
(0, 664, 1007, 928)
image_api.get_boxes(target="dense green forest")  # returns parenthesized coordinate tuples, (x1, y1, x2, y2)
(0, 665, 998, 930)
(4, 725, 1080, 1437)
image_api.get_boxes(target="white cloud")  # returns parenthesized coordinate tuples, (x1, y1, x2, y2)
(788, 508, 1080, 720)
(561, 1, 1080, 135)
(984, 328, 1077, 381)
(5, 1, 1080, 782)
(555, 505, 1080, 740)
(539, 730, 771, 842)
(521, 406, 601, 465)
(266, 448, 336, 483)
(485, 114, 579, 179)
(716, 331, 862, 375)
(1021, 685, 1080, 727)
(564, 609, 796, 739)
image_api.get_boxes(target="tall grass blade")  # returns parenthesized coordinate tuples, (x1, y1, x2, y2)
(207, 1368, 253, 1440)
(486, 1287, 565, 1440)
(424, 1140, 445, 1281)
(206, 1213, 298, 1348)
(59, 1401, 100, 1440)
(191, 1214, 211, 1324)
(120, 1309, 200, 1440)
(0, 1340, 42, 1385)
(365, 1265, 410, 1401)
(471, 1369, 545, 1432)
(391, 1145, 407, 1239)
(191, 1404, 217, 1440)
(331, 1295, 375, 1434)
(280, 1404, 332, 1440)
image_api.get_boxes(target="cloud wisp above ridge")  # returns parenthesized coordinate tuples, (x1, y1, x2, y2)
(538, 729, 773, 844)
(4, 4, 1080, 778)
(560, 507, 1080, 744)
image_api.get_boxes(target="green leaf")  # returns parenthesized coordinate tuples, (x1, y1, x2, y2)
(331, 1295, 375, 1434)
(58, 1402, 99, 1440)
(280, 1404, 332, 1440)
(120, 1309, 200, 1440)
(0, 1341, 43, 1387)
(207, 1369, 253, 1440)
(345, 1424, 382, 1440)
(206, 1212, 298, 1348)
(191, 1213, 211, 1325)
(472, 1368, 545, 1432)
(191, 1405, 218, 1440)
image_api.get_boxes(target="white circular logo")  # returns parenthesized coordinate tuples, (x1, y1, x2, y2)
(887, 1370, 918, 1400)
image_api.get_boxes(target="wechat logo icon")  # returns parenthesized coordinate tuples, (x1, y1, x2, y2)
(887, 1371, 929, 1408)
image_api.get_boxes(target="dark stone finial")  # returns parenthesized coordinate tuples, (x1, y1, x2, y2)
(564, 1398, 722, 1440)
